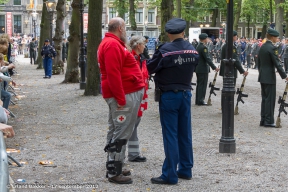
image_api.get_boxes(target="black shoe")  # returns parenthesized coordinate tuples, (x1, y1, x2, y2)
(197, 102, 207, 106)
(260, 121, 264, 126)
(48, 76, 51, 79)
(43, 76, 48, 79)
(151, 177, 176, 185)
(264, 124, 276, 127)
(177, 173, 192, 180)
(129, 156, 147, 162)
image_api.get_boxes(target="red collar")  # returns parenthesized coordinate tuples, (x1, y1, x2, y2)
(104, 33, 125, 47)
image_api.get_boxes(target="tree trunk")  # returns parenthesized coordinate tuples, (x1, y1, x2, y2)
(247, 16, 250, 37)
(62, 0, 81, 83)
(275, 0, 284, 36)
(117, 0, 125, 19)
(211, 8, 218, 27)
(270, 0, 273, 24)
(52, 0, 66, 75)
(160, 0, 174, 42)
(261, 24, 268, 39)
(233, 0, 242, 31)
(176, 0, 181, 18)
(84, 0, 102, 95)
(36, 0, 51, 69)
(129, 0, 137, 30)
(285, 11, 288, 37)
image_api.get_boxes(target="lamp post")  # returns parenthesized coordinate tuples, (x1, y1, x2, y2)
(221, 22, 226, 39)
(45, 0, 56, 43)
(31, 11, 38, 38)
(219, 0, 236, 153)
(79, 0, 86, 89)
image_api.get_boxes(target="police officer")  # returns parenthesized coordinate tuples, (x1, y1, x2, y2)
(252, 38, 260, 69)
(220, 31, 248, 86)
(41, 39, 56, 79)
(258, 28, 288, 127)
(142, 36, 150, 59)
(280, 38, 288, 73)
(245, 38, 252, 68)
(195, 33, 219, 105)
(147, 18, 198, 185)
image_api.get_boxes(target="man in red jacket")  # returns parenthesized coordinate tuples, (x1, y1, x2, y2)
(98, 17, 145, 184)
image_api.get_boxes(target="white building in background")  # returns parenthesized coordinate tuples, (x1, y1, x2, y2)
(103, 0, 160, 38)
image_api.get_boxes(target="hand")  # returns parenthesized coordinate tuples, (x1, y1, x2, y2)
(12, 81, 16, 87)
(0, 123, 15, 138)
(243, 71, 249, 76)
(52, 57, 54, 60)
(117, 104, 125, 110)
(255, 55, 258, 57)
(215, 67, 220, 72)
(286, 77, 288, 81)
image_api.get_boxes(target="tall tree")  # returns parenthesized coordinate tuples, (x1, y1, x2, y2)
(233, 0, 242, 31)
(159, 0, 174, 42)
(275, 0, 285, 36)
(176, 0, 181, 18)
(84, 0, 102, 95)
(117, 0, 126, 19)
(129, 0, 137, 30)
(52, 0, 67, 75)
(36, 0, 51, 69)
(62, 0, 81, 83)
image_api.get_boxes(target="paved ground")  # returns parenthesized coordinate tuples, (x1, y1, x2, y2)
(5, 55, 288, 192)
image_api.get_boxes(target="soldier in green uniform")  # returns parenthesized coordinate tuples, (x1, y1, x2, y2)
(257, 28, 288, 127)
(195, 33, 220, 105)
(219, 31, 248, 86)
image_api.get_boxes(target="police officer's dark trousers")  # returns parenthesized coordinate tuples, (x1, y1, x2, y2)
(253, 57, 258, 69)
(260, 83, 276, 124)
(195, 73, 208, 104)
(284, 58, 288, 73)
(43, 57, 52, 77)
(159, 90, 193, 184)
(246, 55, 251, 68)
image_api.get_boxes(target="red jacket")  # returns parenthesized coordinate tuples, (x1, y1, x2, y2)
(131, 50, 149, 117)
(98, 33, 145, 105)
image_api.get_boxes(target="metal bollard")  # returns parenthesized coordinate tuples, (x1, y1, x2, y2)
(0, 131, 9, 192)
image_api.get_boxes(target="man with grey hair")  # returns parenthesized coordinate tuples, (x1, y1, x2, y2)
(98, 17, 145, 184)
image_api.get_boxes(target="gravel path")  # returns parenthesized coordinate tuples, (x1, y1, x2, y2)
(6, 55, 288, 192)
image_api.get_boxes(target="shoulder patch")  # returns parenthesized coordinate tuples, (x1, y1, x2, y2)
(204, 48, 207, 52)
(275, 50, 278, 55)
(233, 48, 236, 53)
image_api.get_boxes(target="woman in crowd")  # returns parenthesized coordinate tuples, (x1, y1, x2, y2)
(126, 36, 149, 162)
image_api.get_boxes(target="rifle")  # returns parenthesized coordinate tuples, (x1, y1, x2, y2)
(275, 82, 288, 128)
(207, 70, 220, 106)
(234, 73, 248, 115)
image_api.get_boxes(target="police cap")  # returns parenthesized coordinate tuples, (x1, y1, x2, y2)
(199, 33, 208, 40)
(267, 28, 279, 37)
(165, 18, 186, 34)
(233, 31, 238, 36)
(144, 36, 149, 40)
(44, 39, 49, 42)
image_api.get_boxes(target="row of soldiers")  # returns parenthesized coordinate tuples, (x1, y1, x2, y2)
(191, 36, 267, 70)
(194, 28, 288, 128)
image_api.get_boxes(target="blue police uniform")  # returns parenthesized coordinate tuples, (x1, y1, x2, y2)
(147, 18, 199, 185)
(41, 40, 56, 78)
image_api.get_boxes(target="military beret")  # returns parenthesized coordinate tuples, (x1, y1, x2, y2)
(44, 39, 49, 42)
(267, 28, 279, 37)
(165, 18, 186, 34)
(233, 31, 238, 36)
(199, 33, 208, 40)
